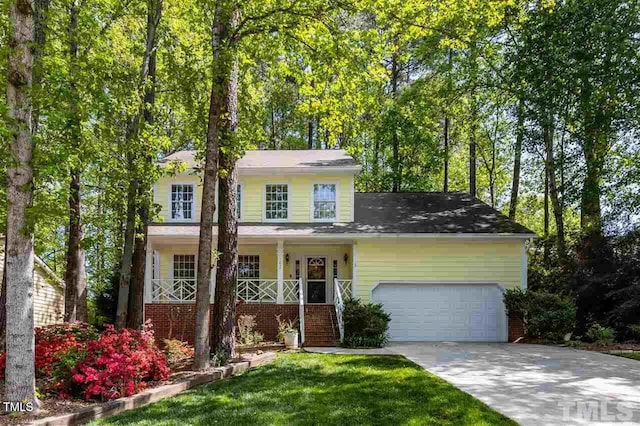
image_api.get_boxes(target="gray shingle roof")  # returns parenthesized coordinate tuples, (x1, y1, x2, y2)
(161, 149, 359, 170)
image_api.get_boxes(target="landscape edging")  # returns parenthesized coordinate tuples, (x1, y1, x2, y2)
(29, 351, 276, 426)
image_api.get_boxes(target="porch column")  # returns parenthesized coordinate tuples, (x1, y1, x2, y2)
(276, 239, 284, 304)
(143, 241, 153, 304)
(351, 242, 357, 297)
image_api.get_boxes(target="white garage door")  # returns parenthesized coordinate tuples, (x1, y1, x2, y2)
(372, 283, 507, 342)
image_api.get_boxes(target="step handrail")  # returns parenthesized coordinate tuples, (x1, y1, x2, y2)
(334, 277, 345, 341)
(298, 278, 305, 345)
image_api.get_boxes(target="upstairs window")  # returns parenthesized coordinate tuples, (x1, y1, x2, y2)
(313, 184, 336, 221)
(265, 184, 288, 220)
(171, 184, 194, 220)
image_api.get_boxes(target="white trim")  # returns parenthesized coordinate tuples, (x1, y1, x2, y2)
(239, 166, 361, 175)
(276, 240, 284, 304)
(170, 252, 198, 281)
(370, 280, 508, 296)
(262, 182, 291, 223)
(352, 242, 357, 297)
(349, 177, 355, 222)
(167, 181, 197, 222)
(143, 241, 153, 303)
(147, 225, 536, 240)
(309, 181, 339, 222)
(521, 240, 528, 290)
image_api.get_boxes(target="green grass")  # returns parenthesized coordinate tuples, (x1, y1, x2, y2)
(611, 352, 640, 361)
(93, 353, 515, 426)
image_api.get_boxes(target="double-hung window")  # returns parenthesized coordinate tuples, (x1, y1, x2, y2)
(265, 184, 288, 220)
(171, 184, 194, 220)
(238, 255, 260, 279)
(313, 184, 337, 221)
(173, 254, 195, 301)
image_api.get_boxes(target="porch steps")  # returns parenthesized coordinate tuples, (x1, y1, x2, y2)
(303, 305, 339, 347)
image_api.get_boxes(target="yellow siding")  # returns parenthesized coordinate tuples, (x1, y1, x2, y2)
(355, 239, 523, 302)
(33, 266, 64, 326)
(155, 172, 354, 223)
(155, 243, 352, 281)
(0, 243, 64, 327)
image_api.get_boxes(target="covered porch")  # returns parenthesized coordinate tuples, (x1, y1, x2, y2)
(144, 238, 355, 306)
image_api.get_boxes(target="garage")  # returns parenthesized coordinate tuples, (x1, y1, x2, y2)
(371, 283, 507, 342)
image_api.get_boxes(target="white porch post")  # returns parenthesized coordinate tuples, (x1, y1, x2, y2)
(276, 240, 284, 304)
(144, 241, 153, 304)
(351, 242, 357, 298)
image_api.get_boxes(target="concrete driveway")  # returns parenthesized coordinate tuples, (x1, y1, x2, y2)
(389, 342, 640, 425)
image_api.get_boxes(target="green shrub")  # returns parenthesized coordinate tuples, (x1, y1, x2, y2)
(342, 298, 390, 348)
(504, 288, 576, 342)
(586, 323, 615, 345)
(237, 315, 264, 346)
(628, 324, 640, 341)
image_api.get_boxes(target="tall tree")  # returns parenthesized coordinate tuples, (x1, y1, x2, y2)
(129, 0, 164, 330)
(508, 98, 524, 220)
(115, 0, 164, 329)
(5, 0, 38, 408)
(63, 0, 87, 323)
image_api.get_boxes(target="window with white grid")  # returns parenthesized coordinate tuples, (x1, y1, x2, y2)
(265, 184, 288, 220)
(313, 184, 336, 220)
(173, 255, 195, 279)
(238, 255, 260, 279)
(171, 184, 194, 220)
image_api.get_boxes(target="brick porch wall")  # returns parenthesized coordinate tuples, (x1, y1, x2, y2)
(145, 303, 298, 345)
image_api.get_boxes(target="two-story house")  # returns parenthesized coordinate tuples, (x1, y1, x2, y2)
(143, 150, 534, 346)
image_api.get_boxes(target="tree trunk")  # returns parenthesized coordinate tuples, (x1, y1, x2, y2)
(6, 0, 38, 408)
(543, 122, 567, 261)
(115, 0, 163, 329)
(129, 0, 161, 328)
(194, 0, 240, 370)
(443, 116, 449, 193)
(115, 172, 137, 329)
(543, 162, 550, 265)
(213, 153, 239, 358)
(468, 45, 478, 198)
(307, 119, 313, 149)
(509, 98, 525, 220)
(31, 0, 50, 132)
(469, 127, 477, 197)
(209, 3, 240, 361)
(64, 169, 87, 322)
(63, 0, 87, 323)
(0, 239, 7, 343)
(391, 54, 400, 192)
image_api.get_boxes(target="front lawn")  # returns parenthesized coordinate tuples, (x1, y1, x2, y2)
(93, 353, 515, 425)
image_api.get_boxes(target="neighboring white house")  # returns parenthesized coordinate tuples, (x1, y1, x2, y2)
(0, 235, 65, 327)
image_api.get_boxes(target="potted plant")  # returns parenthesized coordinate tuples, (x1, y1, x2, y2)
(276, 315, 299, 349)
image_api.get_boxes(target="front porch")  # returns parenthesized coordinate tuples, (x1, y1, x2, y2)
(143, 238, 356, 346)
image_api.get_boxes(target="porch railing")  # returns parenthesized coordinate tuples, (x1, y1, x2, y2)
(334, 278, 345, 341)
(336, 279, 353, 299)
(151, 278, 197, 303)
(237, 279, 278, 303)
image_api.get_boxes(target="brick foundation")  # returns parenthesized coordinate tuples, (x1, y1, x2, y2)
(145, 303, 298, 345)
(508, 314, 525, 342)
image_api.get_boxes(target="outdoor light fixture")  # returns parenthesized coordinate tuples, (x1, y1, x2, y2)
(285, 253, 290, 263)
(344, 253, 349, 264)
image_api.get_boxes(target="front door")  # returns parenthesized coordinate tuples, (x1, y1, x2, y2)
(306, 257, 326, 303)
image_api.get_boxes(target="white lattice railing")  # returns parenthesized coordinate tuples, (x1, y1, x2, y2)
(152, 279, 197, 303)
(336, 279, 353, 299)
(152, 277, 303, 305)
(283, 279, 300, 303)
(334, 278, 345, 341)
(237, 279, 278, 303)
